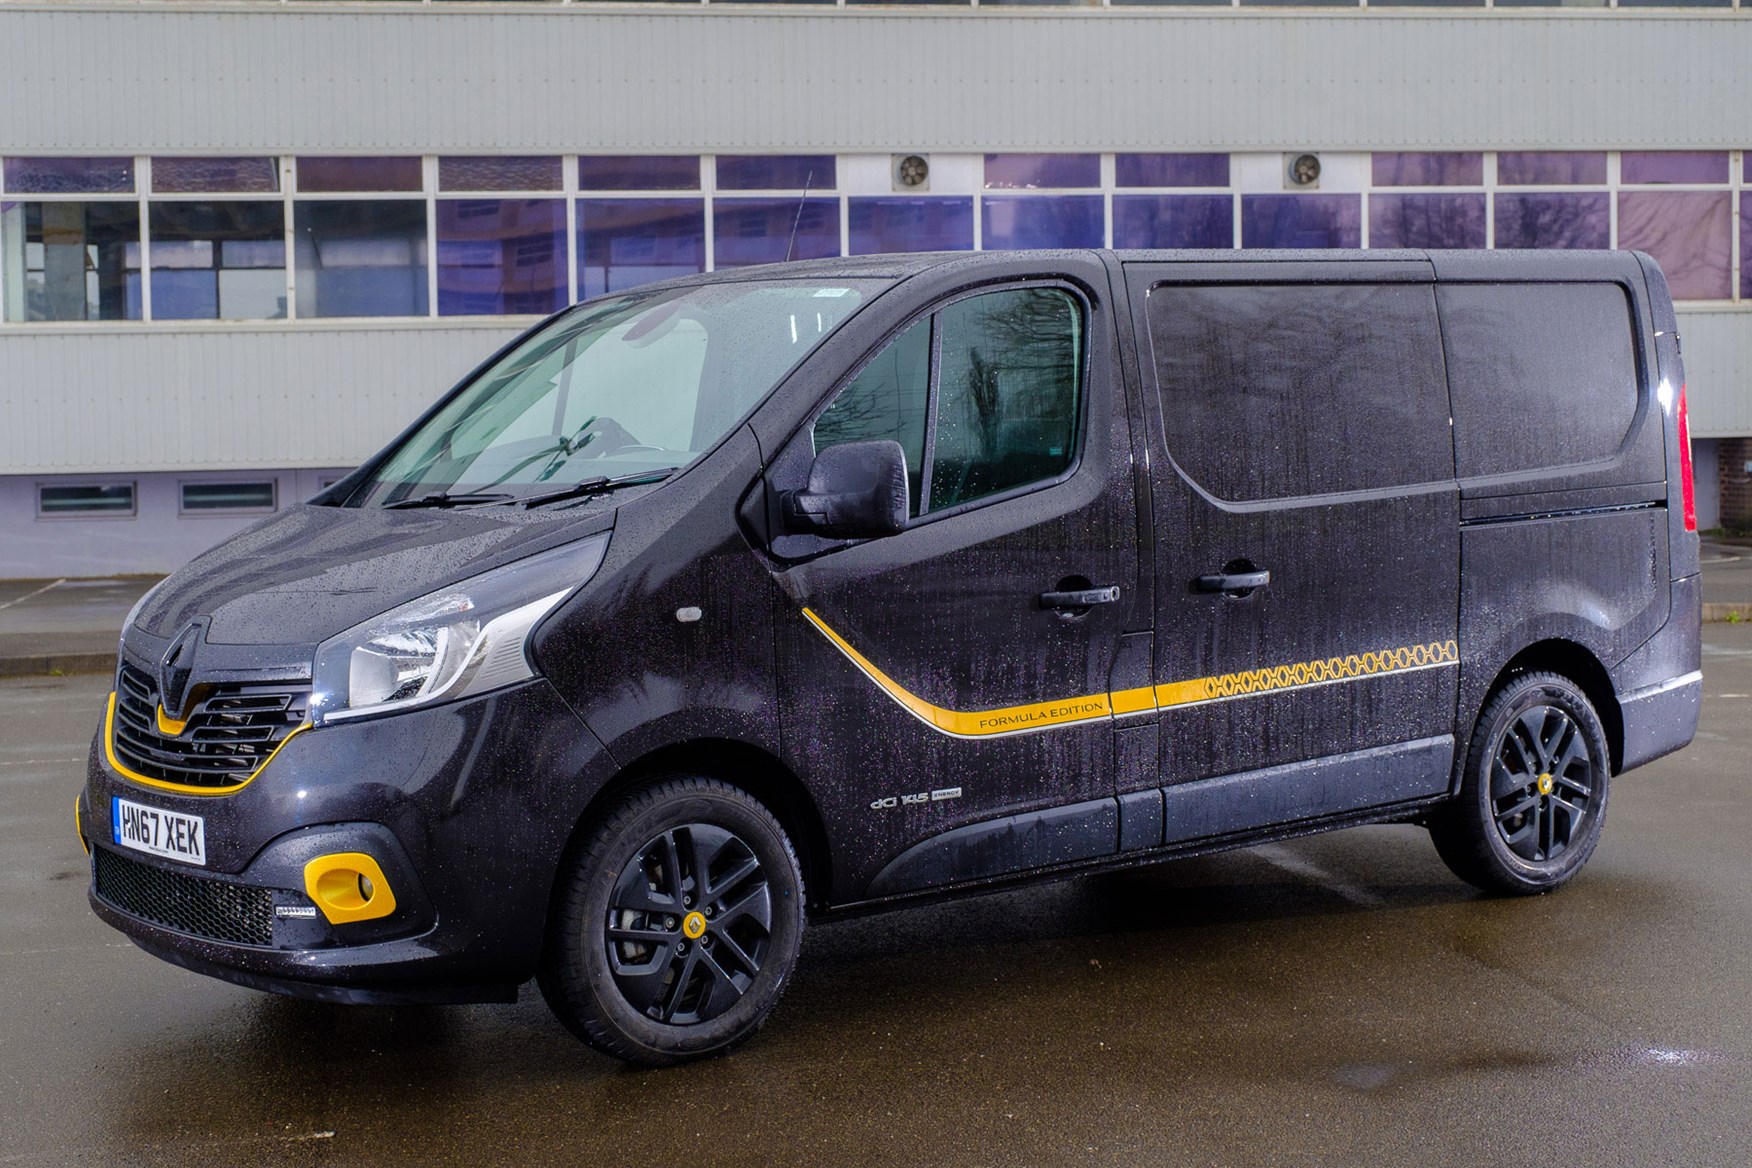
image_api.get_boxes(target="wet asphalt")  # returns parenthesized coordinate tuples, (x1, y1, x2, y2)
(4, 630, 1751, 1167)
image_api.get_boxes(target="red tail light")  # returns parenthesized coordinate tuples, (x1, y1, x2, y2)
(1677, 382, 1697, 533)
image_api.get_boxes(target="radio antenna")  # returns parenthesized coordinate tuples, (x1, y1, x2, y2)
(784, 169, 814, 263)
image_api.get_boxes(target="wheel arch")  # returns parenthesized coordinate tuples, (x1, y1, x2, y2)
(1481, 639, 1623, 773)
(550, 738, 835, 919)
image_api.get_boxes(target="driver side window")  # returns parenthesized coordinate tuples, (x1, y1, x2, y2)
(812, 285, 1083, 520)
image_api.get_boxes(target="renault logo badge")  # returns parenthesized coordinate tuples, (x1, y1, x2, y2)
(159, 617, 208, 718)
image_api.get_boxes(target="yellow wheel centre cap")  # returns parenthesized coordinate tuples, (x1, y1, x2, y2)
(682, 911, 707, 939)
(1537, 773, 1554, 796)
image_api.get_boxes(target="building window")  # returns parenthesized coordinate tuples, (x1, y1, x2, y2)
(848, 197, 974, 254)
(438, 156, 563, 193)
(1617, 152, 1733, 301)
(152, 157, 279, 194)
(0, 201, 142, 321)
(577, 198, 706, 297)
(1242, 194, 1361, 249)
(3, 157, 134, 195)
(180, 481, 277, 513)
(436, 199, 567, 316)
(38, 483, 136, 517)
(293, 200, 429, 318)
(4, 149, 1750, 322)
(713, 198, 840, 267)
(149, 202, 287, 320)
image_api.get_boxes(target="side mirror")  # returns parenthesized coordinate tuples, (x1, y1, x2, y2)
(781, 440, 910, 539)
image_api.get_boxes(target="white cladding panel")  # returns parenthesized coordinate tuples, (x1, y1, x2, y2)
(1676, 310, 1752, 440)
(0, 7, 1749, 152)
(0, 323, 528, 473)
(1, 311, 1746, 473)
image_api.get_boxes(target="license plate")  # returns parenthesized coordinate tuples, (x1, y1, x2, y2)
(111, 797, 206, 866)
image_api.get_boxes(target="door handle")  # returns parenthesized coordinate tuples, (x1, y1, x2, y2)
(1195, 569, 1271, 595)
(1040, 586, 1121, 610)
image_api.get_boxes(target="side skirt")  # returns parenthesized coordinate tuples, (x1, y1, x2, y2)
(852, 736, 1454, 907)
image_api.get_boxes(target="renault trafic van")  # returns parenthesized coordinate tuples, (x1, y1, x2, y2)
(80, 249, 1702, 1065)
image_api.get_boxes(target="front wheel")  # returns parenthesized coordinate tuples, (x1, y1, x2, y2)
(1429, 671, 1611, 896)
(539, 777, 805, 1066)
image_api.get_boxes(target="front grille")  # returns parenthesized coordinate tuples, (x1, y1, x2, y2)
(93, 846, 275, 947)
(113, 661, 310, 790)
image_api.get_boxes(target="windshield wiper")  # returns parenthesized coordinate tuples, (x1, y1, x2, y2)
(383, 491, 518, 510)
(520, 468, 680, 509)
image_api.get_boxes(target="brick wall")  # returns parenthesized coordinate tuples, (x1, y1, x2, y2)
(1720, 437, 1752, 531)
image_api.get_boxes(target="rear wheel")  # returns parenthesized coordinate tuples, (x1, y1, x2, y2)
(539, 777, 805, 1065)
(1430, 671, 1611, 896)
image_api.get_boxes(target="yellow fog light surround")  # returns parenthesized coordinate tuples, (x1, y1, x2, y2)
(303, 853, 397, 925)
(75, 795, 89, 854)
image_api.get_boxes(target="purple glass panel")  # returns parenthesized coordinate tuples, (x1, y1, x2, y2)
(1240, 195, 1361, 249)
(847, 197, 974, 254)
(1111, 195, 1232, 249)
(1369, 193, 1487, 249)
(712, 198, 840, 267)
(4, 157, 134, 194)
(1743, 195, 1752, 301)
(1114, 153, 1230, 189)
(438, 156, 563, 192)
(437, 199, 567, 317)
(1371, 152, 1483, 187)
(1618, 191, 1731, 301)
(152, 157, 279, 193)
(1496, 152, 1607, 186)
(1620, 151, 1730, 186)
(577, 198, 705, 297)
(1493, 193, 1610, 249)
(981, 196, 1104, 250)
(715, 156, 836, 192)
(577, 155, 701, 192)
(296, 156, 423, 193)
(984, 154, 1100, 191)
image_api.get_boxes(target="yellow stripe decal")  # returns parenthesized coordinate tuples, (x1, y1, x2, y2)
(104, 690, 310, 798)
(801, 608, 1458, 740)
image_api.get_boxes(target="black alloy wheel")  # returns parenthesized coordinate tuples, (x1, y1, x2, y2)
(540, 777, 804, 1066)
(1489, 704, 1595, 864)
(1430, 670, 1612, 896)
(605, 823, 773, 1025)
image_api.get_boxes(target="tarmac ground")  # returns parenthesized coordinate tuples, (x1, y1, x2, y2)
(3, 626, 1751, 1167)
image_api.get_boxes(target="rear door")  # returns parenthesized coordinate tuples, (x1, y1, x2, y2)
(766, 260, 1144, 901)
(1125, 259, 1461, 839)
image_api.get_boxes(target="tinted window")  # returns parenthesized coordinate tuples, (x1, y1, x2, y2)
(813, 316, 932, 515)
(1438, 283, 1638, 480)
(1147, 282, 1451, 501)
(929, 288, 1082, 510)
(811, 286, 1084, 520)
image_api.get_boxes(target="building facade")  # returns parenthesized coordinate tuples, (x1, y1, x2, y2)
(2, 2, 1750, 577)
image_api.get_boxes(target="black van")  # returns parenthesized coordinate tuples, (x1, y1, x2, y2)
(79, 249, 1702, 1065)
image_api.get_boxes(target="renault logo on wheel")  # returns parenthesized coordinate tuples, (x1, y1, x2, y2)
(158, 617, 208, 719)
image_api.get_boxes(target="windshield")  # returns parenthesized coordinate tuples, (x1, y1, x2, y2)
(346, 279, 882, 507)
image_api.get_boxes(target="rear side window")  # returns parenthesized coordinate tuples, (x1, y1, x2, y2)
(813, 286, 1084, 518)
(1438, 283, 1639, 481)
(1146, 282, 1452, 501)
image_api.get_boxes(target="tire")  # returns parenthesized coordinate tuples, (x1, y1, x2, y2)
(538, 777, 805, 1066)
(1430, 671, 1612, 896)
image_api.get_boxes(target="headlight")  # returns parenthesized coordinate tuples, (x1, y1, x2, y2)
(309, 533, 609, 726)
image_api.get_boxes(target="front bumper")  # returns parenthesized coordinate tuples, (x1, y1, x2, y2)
(82, 675, 614, 1003)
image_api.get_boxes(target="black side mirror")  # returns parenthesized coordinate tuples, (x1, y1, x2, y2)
(781, 440, 910, 539)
